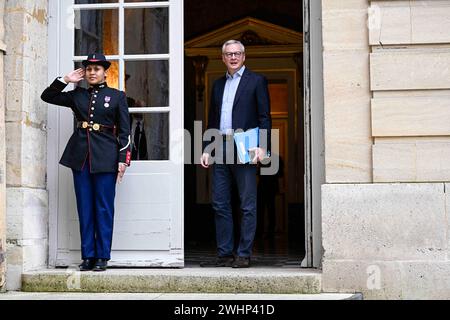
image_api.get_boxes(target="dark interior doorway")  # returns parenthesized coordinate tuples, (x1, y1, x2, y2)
(183, 0, 305, 267)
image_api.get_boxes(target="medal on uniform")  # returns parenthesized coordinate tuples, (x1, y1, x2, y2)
(104, 96, 111, 108)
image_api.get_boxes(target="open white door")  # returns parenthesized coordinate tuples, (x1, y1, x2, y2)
(48, 0, 184, 267)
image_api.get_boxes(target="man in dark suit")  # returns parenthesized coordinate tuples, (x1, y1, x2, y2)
(41, 53, 131, 271)
(200, 40, 271, 268)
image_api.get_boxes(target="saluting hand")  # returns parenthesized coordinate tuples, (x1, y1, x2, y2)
(64, 68, 85, 83)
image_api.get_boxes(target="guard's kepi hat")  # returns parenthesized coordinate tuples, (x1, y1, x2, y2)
(82, 53, 111, 70)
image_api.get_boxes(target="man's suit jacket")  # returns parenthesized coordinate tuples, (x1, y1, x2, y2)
(205, 67, 272, 153)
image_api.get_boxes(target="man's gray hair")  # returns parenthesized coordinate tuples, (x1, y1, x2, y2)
(222, 40, 245, 53)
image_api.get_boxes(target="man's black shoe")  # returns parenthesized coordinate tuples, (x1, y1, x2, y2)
(93, 258, 108, 272)
(79, 259, 96, 271)
(200, 256, 234, 267)
(232, 256, 250, 268)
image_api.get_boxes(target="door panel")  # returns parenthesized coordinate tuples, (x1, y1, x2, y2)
(49, 0, 184, 267)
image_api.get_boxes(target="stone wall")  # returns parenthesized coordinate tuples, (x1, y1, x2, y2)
(322, 0, 372, 183)
(4, 0, 48, 290)
(322, 183, 450, 299)
(0, 0, 6, 292)
(323, 0, 450, 183)
(321, 0, 450, 299)
(370, 0, 450, 182)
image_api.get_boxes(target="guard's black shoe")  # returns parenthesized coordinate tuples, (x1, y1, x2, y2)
(79, 259, 96, 271)
(232, 256, 250, 268)
(93, 259, 108, 272)
(200, 255, 234, 267)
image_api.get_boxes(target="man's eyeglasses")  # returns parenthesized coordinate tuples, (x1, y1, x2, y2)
(223, 51, 243, 58)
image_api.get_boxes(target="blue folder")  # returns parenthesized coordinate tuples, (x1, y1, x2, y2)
(233, 127, 259, 164)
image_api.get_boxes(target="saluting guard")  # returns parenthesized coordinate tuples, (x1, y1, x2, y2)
(41, 53, 131, 271)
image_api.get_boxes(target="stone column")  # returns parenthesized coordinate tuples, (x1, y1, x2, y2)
(4, 0, 49, 290)
(0, 0, 6, 292)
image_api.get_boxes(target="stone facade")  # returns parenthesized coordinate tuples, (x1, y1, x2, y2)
(321, 0, 450, 299)
(0, 0, 449, 299)
(3, 0, 48, 291)
(0, 0, 6, 292)
(322, 183, 450, 299)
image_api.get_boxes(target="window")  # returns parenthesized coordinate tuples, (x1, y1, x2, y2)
(72, 0, 170, 160)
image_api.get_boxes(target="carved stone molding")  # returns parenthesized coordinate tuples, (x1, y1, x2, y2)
(185, 17, 302, 58)
(239, 30, 271, 46)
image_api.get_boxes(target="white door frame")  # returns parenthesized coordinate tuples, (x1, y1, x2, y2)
(47, 0, 184, 267)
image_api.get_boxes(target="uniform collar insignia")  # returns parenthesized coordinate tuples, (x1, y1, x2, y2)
(88, 82, 108, 91)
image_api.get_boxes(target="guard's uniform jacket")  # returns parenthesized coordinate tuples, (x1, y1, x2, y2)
(41, 78, 131, 173)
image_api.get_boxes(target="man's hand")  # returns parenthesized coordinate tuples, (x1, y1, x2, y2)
(117, 162, 127, 184)
(64, 68, 85, 83)
(249, 147, 268, 164)
(200, 153, 210, 168)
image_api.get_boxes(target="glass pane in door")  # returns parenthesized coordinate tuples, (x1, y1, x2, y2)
(124, 8, 169, 54)
(74, 9, 119, 56)
(125, 60, 169, 107)
(75, 0, 117, 3)
(130, 112, 169, 160)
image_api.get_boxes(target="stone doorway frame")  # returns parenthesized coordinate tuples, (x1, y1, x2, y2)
(303, 0, 325, 268)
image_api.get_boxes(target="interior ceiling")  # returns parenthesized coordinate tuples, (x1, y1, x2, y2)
(184, 0, 303, 41)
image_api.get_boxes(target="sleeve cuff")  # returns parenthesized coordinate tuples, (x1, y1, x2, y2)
(50, 78, 69, 91)
(57, 77, 68, 84)
(119, 151, 131, 166)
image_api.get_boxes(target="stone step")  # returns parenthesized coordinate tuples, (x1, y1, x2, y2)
(22, 268, 323, 294)
(1, 292, 363, 300)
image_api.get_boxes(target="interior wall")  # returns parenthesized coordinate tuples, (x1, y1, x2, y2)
(184, 0, 303, 40)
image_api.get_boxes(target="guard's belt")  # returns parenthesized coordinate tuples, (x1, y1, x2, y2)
(77, 121, 115, 134)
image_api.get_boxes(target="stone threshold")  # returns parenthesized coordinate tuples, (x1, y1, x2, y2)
(22, 267, 323, 294)
(2, 291, 363, 300)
